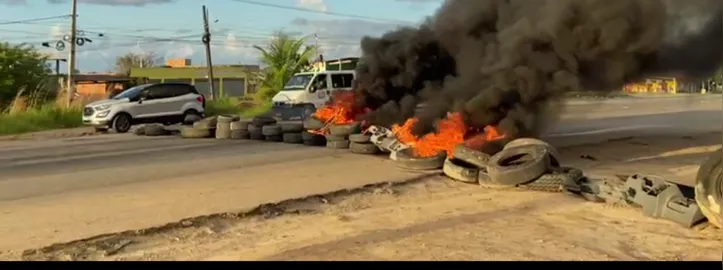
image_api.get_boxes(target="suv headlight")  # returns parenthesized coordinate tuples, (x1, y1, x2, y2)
(95, 104, 111, 111)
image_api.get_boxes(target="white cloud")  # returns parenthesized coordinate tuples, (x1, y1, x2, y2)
(296, 0, 327, 12)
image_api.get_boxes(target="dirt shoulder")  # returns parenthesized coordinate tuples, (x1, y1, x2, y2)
(14, 132, 723, 261)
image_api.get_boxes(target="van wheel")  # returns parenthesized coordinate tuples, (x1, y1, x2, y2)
(112, 113, 132, 133)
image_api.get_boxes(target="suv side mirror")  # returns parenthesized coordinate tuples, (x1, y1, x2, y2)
(309, 86, 317, 93)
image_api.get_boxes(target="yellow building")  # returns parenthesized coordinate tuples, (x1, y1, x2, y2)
(624, 77, 678, 94)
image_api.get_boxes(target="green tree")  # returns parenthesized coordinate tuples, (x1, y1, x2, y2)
(253, 32, 317, 101)
(0, 42, 50, 108)
(114, 52, 158, 75)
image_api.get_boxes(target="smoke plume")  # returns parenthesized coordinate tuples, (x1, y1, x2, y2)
(352, 0, 723, 139)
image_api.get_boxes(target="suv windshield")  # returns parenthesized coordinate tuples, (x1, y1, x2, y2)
(283, 74, 314, 91)
(113, 84, 150, 100)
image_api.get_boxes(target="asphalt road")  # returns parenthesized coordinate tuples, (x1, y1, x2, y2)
(0, 94, 720, 253)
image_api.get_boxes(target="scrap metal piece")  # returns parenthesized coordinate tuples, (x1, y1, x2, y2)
(367, 125, 409, 153)
(622, 174, 705, 228)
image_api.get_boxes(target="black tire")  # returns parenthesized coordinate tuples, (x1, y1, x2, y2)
(248, 124, 262, 134)
(280, 122, 304, 133)
(180, 126, 211, 139)
(132, 126, 145, 136)
(183, 109, 202, 125)
(249, 131, 265, 140)
(328, 122, 362, 136)
(111, 113, 132, 133)
(230, 130, 250, 140)
(504, 138, 561, 167)
(265, 135, 283, 142)
(394, 148, 446, 171)
(349, 133, 371, 143)
(230, 120, 251, 131)
(301, 131, 326, 146)
(326, 140, 350, 149)
(303, 117, 326, 130)
(252, 116, 276, 127)
(443, 158, 480, 184)
(282, 133, 303, 144)
(217, 114, 239, 123)
(694, 148, 723, 229)
(452, 144, 492, 169)
(145, 124, 169, 136)
(194, 116, 217, 129)
(325, 134, 347, 142)
(262, 124, 282, 136)
(349, 142, 380, 154)
(486, 145, 551, 186)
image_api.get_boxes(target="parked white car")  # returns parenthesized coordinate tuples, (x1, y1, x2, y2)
(82, 83, 206, 133)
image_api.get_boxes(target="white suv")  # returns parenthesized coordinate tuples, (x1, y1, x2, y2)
(82, 83, 206, 133)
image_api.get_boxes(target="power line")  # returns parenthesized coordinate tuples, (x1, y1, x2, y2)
(227, 0, 414, 24)
(0, 14, 73, 26)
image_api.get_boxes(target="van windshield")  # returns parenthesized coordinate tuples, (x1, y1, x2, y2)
(283, 74, 314, 91)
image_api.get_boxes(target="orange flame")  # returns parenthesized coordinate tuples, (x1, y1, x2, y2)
(312, 91, 363, 125)
(392, 112, 506, 157)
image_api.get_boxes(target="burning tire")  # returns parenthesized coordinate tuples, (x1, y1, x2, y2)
(281, 122, 304, 133)
(266, 135, 283, 142)
(349, 142, 380, 155)
(145, 124, 169, 136)
(230, 130, 250, 140)
(328, 122, 362, 136)
(452, 144, 492, 169)
(694, 148, 723, 229)
(504, 138, 560, 167)
(443, 158, 479, 184)
(394, 149, 446, 171)
(326, 140, 350, 149)
(486, 145, 551, 186)
(303, 117, 326, 130)
(180, 126, 211, 139)
(282, 133, 303, 144)
(262, 124, 282, 136)
(230, 120, 251, 131)
(519, 167, 583, 193)
(349, 133, 371, 143)
(325, 134, 347, 142)
(302, 131, 326, 146)
(252, 116, 277, 127)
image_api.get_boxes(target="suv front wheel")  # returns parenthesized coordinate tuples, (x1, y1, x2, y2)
(111, 113, 132, 133)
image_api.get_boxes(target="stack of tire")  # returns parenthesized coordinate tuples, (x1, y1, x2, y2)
(279, 122, 305, 144)
(300, 117, 327, 146)
(348, 133, 381, 155)
(215, 115, 240, 139)
(324, 122, 363, 150)
(180, 116, 217, 139)
(246, 116, 277, 141)
(229, 119, 252, 140)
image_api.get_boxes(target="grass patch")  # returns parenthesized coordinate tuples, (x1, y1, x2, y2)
(205, 97, 271, 118)
(0, 105, 83, 135)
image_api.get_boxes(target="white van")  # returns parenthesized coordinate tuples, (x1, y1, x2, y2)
(270, 70, 355, 120)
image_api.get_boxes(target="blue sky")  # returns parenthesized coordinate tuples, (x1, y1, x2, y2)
(0, 0, 443, 73)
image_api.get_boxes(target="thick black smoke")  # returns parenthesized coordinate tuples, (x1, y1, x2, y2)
(353, 0, 723, 140)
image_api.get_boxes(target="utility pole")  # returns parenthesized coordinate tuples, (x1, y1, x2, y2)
(202, 5, 216, 100)
(66, 0, 78, 107)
